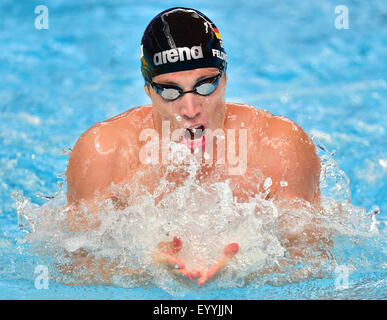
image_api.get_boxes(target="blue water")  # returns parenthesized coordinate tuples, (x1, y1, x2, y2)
(0, 0, 386, 299)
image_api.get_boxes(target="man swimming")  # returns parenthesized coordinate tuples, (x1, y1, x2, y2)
(65, 7, 321, 285)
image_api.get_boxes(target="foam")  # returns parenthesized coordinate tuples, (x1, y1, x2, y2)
(14, 138, 384, 295)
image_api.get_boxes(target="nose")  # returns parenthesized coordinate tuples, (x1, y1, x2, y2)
(179, 93, 201, 121)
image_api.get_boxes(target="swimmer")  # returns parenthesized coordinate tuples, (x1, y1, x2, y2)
(65, 7, 321, 285)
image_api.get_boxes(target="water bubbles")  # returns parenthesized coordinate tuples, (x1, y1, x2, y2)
(169, 141, 191, 164)
(263, 177, 272, 190)
(370, 205, 380, 216)
(372, 92, 380, 100)
(378, 159, 387, 168)
(13, 138, 384, 295)
(280, 95, 289, 104)
(314, 137, 351, 203)
(350, 95, 362, 106)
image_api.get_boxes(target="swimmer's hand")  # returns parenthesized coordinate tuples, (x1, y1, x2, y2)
(195, 243, 239, 286)
(154, 238, 239, 285)
(154, 237, 192, 279)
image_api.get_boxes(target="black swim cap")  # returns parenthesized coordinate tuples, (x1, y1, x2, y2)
(140, 7, 227, 82)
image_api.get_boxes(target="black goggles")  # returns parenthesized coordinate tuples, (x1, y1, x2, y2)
(149, 71, 223, 101)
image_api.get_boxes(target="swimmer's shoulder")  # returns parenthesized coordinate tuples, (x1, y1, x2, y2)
(261, 112, 314, 147)
(67, 106, 153, 201)
(99, 105, 154, 134)
(70, 105, 153, 162)
(225, 103, 263, 128)
(225, 102, 277, 134)
(255, 108, 319, 173)
(225, 102, 315, 149)
(226, 102, 293, 127)
(76, 105, 153, 145)
(103, 105, 153, 126)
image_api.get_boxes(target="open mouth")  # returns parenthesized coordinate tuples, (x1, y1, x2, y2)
(182, 124, 206, 150)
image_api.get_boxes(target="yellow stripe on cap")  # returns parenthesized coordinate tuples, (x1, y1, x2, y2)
(213, 27, 222, 39)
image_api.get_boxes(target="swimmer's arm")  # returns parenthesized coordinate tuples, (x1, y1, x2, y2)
(66, 125, 116, 205)
(244, 202, 332, 283)
(266, 122, 330, 260)
(276, 201, 333, 260)
(254, 117, 330, 258)
(57, 248, 143, 286)
(65, 126, 117, 231)
(257, 117, 321, 203)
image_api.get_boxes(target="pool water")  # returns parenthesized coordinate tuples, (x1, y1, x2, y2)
(0, 0, 386, 299)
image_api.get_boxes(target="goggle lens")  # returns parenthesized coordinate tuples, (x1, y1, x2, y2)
(150, 72, 222, 101)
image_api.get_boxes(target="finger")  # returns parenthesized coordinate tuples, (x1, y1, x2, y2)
(172, 268, 194, 281)
(190, 270, 203, 278)
(171, 236, 183, 254)
(197, 245, 239, 286)
(156, 252, 185, 269)
(198, 262, 223, 286)
(156, 237, 183, 255)
(156, 241, 170, 251)
(224, 243, 239, 258)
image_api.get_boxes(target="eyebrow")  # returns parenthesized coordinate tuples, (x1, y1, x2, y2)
(156, 73, 218, 86)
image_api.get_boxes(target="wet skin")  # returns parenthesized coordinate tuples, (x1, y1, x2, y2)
(66, 68, 321, 285)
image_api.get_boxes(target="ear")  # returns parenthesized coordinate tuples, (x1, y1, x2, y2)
(144, 83, 151, 98)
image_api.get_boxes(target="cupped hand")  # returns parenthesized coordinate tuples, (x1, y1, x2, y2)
(154, 238, 239, 285)
(195, 243, 239, 286)
(154, 236, 192, 279)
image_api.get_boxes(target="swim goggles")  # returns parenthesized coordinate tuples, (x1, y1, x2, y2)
(149, 70, 223, 101)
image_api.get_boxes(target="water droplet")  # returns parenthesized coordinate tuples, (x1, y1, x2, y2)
(241, 122, 245, 127)
(280, 181, 288, 187)
(175, 114, 182, 121)
(264, 177, 272, 190)
(280, 96, 288, 103)
(371, 205, 380, 216)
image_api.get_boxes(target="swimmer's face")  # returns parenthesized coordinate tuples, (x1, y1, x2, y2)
(145, 67, 227, 146)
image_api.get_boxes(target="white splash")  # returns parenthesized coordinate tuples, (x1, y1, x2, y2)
(14, 138, 384, 295)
